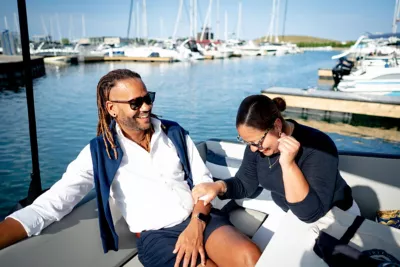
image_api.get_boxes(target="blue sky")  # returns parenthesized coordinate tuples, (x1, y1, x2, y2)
(0, 0, 395, 41)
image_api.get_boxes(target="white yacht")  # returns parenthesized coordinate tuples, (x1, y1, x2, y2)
(197, 43, 234, 59)
(176, 39, 205, 61)
(237, 40, 266, 56)
(332, 33, 400, 61)
(30, 42, 79, 57)
(123, 46, 184, 61)
(337, 67, 400, 95)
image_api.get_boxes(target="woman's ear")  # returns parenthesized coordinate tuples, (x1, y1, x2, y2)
(274, 118, 283, 133)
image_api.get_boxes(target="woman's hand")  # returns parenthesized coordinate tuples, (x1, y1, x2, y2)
(192, 182, 225, 206)
(278, 132, 300, 168)
(173, 217, 206, 267)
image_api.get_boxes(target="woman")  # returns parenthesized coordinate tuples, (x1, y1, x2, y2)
(192, 94, 358, 224)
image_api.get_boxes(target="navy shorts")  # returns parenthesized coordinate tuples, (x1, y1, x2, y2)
(136, 211, 232, 267)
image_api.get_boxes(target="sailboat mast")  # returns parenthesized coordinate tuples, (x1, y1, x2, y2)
(14, 13, 19, 33)
(224, 10, 228, 41)
(4, 16, 8, 30)
(216, 0, 220, 40)
(236, 1, 242, 40)
(172, 0, 183, 40)
(40, 15, 48, 38)
(127, 0, 134, 38)
(194, 0, 198, 39)
(56, 13, 62, 42)
(200, 0, 213, 41)
(82, 14, 86, 38)
(69, 14, 73, 42)
(142, 0, 148, 43)
(267, 0, 276, 42)
(49, 17, 54, 41)
(136, 1, 140, 39)
(159, 17, 163, 38)
(189, 0, 193, 38)
(281, 0, 288, 41)
(393, 0, 400, 33)
(274, 0, 280, 43)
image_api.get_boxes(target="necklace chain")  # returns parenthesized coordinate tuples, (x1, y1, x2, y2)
(268, 156, 280, 169)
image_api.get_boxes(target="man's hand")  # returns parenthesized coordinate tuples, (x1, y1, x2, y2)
(173, 217, 206, 267)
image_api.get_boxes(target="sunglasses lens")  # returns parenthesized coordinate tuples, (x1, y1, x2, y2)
(129, 92, 156, 110)
(130, 97, 143, 110)
(130, 100, 141, 110)
(147, 92, 155, 104)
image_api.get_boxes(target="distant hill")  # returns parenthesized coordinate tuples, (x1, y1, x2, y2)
(254, 35, 340, 44)
(254, 35, 355, 47)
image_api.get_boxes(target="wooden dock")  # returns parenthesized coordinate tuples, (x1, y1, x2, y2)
(262, 87, 400, 119)
(103, 56, 176, 63)
(0, 55, 45, 89)
(318, 68, 333, 80)
(81, 56, 105, 63)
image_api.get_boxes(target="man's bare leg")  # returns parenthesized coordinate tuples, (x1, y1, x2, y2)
(205, 225, 261, 267)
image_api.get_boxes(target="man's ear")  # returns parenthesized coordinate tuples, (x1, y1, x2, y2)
(106, 101, 117, 117)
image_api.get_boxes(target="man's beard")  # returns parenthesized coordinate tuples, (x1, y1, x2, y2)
(118, 112, 152, 131)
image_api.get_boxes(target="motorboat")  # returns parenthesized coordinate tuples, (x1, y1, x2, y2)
(1, 139, 399, 266)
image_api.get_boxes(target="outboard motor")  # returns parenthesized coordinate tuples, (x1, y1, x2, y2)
(332, 57, 354, 86)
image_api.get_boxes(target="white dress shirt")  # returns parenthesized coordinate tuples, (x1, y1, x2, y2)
(8, 118, 213, 236)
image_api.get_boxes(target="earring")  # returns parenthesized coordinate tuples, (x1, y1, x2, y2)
(279, 131, 282, 137)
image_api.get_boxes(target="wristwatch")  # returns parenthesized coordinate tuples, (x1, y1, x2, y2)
(195, 213, 211, 225)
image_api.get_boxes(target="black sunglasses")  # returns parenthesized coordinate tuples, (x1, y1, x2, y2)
(110, 92, 156, 110)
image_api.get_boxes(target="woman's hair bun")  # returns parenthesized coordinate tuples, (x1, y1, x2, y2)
(272, 97, 286, 112)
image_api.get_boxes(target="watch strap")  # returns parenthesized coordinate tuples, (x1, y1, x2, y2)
(196, 213, 211, 225)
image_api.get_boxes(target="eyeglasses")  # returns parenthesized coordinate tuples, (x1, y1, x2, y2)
(109, 92, 155, 110)
(237, 129, 269, 149)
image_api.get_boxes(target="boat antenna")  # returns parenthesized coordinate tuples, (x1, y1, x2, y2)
(17, 0, 43, 207)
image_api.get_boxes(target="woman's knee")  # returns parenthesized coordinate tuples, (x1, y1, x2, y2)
(235, 241, 262, 267)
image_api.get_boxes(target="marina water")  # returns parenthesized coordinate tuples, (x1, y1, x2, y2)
(0, 51, 399, 218)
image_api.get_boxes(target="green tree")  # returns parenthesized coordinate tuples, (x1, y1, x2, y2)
(61, 38, 70, 45)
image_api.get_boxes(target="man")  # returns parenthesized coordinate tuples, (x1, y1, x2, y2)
(0, 69, 261, 267)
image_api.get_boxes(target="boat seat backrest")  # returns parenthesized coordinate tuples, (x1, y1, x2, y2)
(338, 154, 400, 221)
(201, 140, 400, 222)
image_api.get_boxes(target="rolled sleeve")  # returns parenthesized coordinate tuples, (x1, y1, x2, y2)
(7, 144, 95, 236)
(186, 135, 213, 185)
